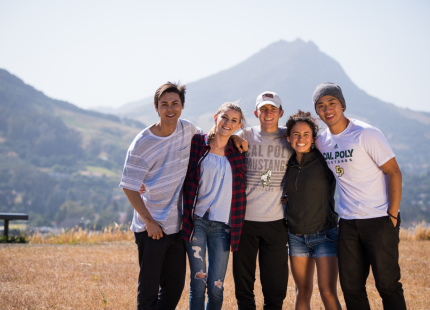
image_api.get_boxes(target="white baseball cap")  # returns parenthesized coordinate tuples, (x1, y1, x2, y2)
(255, 91, 282, 110)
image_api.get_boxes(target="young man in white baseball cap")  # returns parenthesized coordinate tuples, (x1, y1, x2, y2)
(233, 91, 292, 310)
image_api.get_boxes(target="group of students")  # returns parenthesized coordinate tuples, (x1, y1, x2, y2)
(119, 81, 407, 310)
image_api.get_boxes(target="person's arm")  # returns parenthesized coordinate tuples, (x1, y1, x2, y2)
(380, 157, 402, 227)
(231, 135, 248, 153)
(123, 188, 163, 239)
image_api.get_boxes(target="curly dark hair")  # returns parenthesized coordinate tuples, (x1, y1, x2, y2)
(285, 110, 319, 139)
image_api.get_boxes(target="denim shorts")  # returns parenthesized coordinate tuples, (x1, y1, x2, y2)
(288, 226, 338, 258)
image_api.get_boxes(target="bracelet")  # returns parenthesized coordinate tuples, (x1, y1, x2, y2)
(387, 211, 398, 220)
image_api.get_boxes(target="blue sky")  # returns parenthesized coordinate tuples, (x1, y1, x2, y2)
(1, 0, 429, 111)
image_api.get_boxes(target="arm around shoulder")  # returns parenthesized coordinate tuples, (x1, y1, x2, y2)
(231, 134, 248, 153)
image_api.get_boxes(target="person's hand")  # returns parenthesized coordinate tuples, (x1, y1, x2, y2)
(390, 217, 397, 227)
(146, 220, 163, 240)
(139, 183, 147, 195)
(281, 195, 288, 204)
(231, 135, 248, 153)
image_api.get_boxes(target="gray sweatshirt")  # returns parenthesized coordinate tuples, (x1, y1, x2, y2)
(237, 126, 292, 222)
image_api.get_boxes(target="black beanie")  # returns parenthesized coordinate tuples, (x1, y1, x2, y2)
(312, 82, 346, 112)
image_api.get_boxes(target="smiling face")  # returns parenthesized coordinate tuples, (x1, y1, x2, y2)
(287, 121, 314, 155)
(155, 92, 184, 125)
(315, 95, 347, 134)
(214, 108, 242, 138)
(254, 104, 284, 133)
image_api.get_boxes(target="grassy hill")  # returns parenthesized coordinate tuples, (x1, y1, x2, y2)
(0, 69, 143, 228)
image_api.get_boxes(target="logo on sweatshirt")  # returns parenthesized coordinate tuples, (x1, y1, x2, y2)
(334, 144, 339, 149)
(260, 169, 272, 187)
(336, 166, 344, 177)
(323, 149, 354, 161)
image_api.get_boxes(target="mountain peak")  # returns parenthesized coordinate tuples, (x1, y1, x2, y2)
(263, 38, 319, 53)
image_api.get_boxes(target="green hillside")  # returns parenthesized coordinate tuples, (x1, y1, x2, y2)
(0, 69, 143, 229)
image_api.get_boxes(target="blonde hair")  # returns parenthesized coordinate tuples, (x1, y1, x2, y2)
(207, 101, 246, 142)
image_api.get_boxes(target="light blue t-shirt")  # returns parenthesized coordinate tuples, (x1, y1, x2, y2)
(194, 153, 233, 225)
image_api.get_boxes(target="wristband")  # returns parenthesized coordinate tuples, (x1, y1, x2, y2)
(387, 211, 398, 220)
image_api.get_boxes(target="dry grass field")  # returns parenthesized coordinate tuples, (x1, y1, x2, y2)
(1, 227, 429, 309)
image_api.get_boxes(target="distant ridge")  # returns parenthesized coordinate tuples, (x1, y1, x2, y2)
(0, 68, 145, 164)
(0, 69, 124, 123)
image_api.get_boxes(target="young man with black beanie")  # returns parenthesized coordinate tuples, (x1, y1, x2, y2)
(313, 82, 407, 310)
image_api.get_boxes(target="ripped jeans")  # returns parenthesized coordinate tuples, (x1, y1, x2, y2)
(185, 212, 231, 310)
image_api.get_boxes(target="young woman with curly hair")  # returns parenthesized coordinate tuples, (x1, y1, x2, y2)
(282, 110, 341, 310)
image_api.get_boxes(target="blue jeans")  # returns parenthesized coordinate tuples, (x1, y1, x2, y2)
(288, 226, 338, 258)
(185, 212, 231, 310)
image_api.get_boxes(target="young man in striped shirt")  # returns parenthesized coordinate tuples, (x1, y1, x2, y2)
(120, 82, 201, 309)
(122, 82, 248, 310)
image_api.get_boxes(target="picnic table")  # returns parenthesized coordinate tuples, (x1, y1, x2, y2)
(0, 213, 29, 238)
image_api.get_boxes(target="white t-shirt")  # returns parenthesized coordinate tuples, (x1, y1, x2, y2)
(315, 119, 395, 220)
(119, 119, 201, 234)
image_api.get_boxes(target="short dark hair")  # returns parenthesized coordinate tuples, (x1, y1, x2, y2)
(154, 82, 186, 108)
(285, 110, 319, 139)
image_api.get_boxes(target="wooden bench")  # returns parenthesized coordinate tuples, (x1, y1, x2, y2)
(0, 213, 29, 238)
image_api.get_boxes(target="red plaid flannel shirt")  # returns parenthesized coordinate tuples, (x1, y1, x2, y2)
(181, 134, 247, 252)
